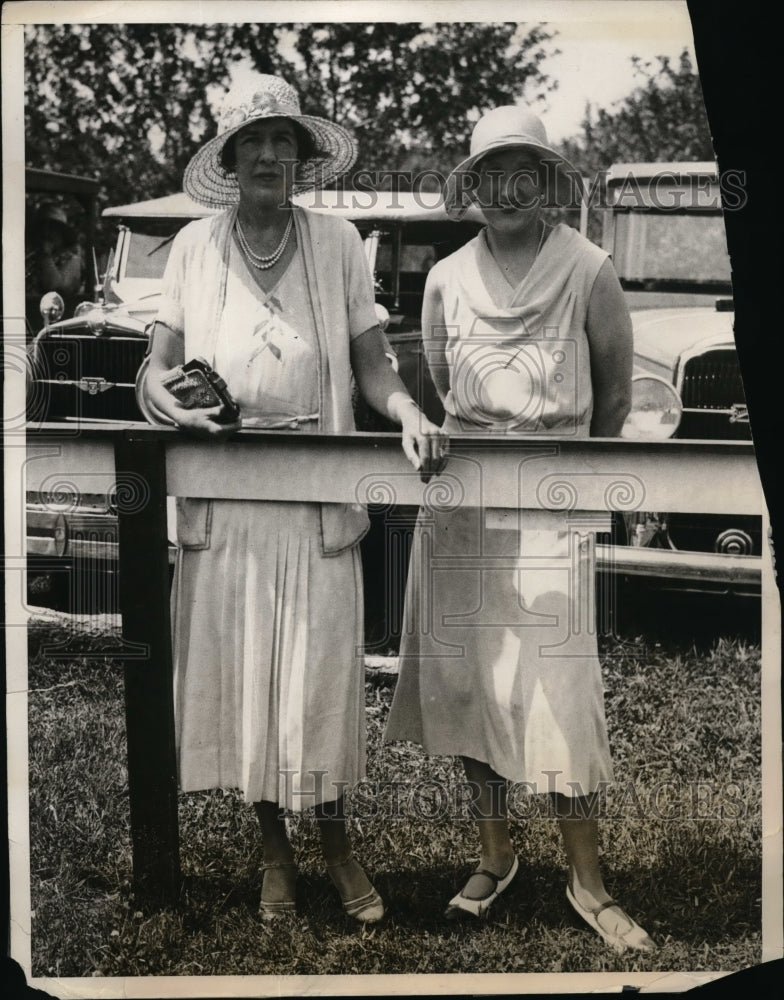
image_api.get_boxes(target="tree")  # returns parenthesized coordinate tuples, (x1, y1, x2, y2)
(288, 23, 556, 179)
(561, 49, 715, 180)
(24, 21, 557, 244)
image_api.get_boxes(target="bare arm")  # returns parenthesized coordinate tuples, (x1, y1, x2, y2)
(144, 321, 241, 438)
(421, 267, 450, 404)
(585, 258, 633, 437)
(350, 326, 448, 481)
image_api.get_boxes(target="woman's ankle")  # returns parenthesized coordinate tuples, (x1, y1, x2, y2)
(316, 809, 351, 866)
(568, 869, 612, 907)
(475, 816, 514, 874)
(477, 846, 516, 875)
(320, 839, 352, 868)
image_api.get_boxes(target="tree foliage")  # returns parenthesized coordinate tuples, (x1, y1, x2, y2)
(561, 49, 715, 179)
(288, 23, 556, 176)
(25, 21, 556, 243)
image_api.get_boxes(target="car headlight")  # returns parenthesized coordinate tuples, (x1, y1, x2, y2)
(621, 374, 683, 440)
(39, 291, 64, 327)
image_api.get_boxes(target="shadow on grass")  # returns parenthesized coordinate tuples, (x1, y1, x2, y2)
(364, 841, 759, 950)
(637, 849, 761, 946)
(371, 858, 539, 928)
(177, 870, 260, 923)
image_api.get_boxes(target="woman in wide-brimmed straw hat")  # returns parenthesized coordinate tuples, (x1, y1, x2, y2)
(143, 73, 447, 924)
(385, 104, 656, 953)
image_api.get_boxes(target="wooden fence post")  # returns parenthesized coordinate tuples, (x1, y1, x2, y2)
(114, 435, 180, 903)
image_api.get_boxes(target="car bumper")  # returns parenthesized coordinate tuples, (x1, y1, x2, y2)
(596, 542, 760, 592)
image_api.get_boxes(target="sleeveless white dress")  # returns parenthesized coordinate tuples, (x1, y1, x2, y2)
(385, 225, 615, 796)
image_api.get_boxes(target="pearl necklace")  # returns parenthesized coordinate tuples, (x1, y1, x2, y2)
(235, 214, 293, 270)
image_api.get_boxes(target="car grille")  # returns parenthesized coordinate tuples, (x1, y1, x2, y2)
(31, 334, 147, 422)
(677, 350, 751, 440)
(36, 334, 147, 386)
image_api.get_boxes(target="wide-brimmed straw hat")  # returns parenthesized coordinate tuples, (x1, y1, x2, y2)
(184, 74, 358, 207)
(443, 105, 584, 220)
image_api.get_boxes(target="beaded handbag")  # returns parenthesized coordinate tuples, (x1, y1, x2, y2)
(161, 356, 241, 423)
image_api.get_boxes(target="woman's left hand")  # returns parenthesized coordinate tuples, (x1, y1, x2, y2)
(399, 403, 449, 482)
(350, 330, 450, 482)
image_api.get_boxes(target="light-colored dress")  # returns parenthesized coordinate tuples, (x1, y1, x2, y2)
(385, 224, 615, 796)
(157, 208, 378, 809)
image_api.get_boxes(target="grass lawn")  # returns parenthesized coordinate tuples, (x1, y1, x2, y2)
(26, 607, 762, 980)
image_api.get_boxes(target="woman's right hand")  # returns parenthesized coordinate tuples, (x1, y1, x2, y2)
(145, 323, 242, 438)
(172, 403, 242, 439)
(399, 403, 449, 483)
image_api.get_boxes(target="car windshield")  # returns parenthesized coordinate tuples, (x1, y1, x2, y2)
(612, 212, 732, 291)
(360, 219, 480, 329)
(122, 229, 179, 280)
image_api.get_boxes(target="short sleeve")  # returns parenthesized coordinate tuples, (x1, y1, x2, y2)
(342, 223, 379, 340)
(154, 228, 189, 336)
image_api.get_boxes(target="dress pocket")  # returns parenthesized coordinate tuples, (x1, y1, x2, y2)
(319, 502, 370, 556)
(175, 497, 213, 550)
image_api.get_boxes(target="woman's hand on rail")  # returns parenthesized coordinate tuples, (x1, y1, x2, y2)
(398, 400, 449, 483)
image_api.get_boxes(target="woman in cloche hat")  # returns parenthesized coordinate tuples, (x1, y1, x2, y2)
(386, 104, 656, 953)
(143, 74, 447, 924)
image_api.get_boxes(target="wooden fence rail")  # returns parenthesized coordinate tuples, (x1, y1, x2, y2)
(25, 424, 765, 901)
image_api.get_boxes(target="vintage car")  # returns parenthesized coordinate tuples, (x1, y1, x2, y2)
(600, 163, 759, 596)
(24, 168, 106, 610)
(26, 171, 760, 628)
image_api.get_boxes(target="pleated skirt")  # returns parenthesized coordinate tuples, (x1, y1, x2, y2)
(172, 499, 365, 810)
(385, 505, 614, 797)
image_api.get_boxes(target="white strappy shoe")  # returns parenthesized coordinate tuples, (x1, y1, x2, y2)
(566, 884, 656, 953)
(326, 853, 385, 924)
(444, 855, 519, 920)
